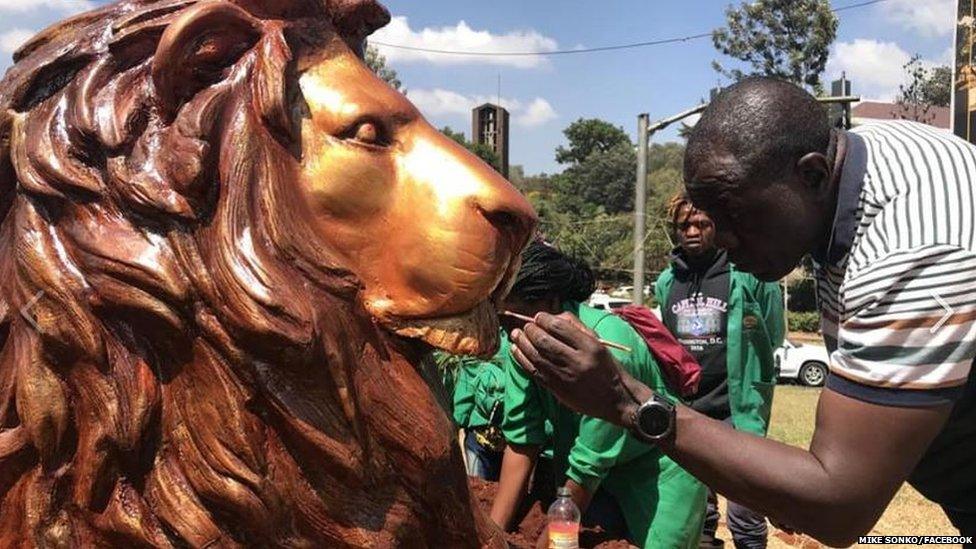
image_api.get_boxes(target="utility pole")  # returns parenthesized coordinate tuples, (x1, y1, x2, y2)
(633, 113, 649, 305)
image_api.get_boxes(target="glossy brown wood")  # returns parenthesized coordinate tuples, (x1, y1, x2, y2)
(0, 0, 536, 546)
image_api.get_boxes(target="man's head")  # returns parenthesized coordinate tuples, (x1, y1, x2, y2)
(684, 77, 839, 281)
(669, 193, 716, 258)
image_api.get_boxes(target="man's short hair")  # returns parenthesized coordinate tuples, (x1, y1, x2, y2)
(685, 77, 831, 184)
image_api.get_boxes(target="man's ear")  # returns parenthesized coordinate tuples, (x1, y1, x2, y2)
(796, 153, 831, 195)
(152, 2, 261, 115)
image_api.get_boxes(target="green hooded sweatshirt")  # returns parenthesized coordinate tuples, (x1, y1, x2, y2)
(451, 352, 506, 430)
(501, 302, 706, 549)
(655, 264, 784, 436)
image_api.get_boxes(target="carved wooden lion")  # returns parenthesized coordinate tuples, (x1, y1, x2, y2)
(0, 0, 536, 546)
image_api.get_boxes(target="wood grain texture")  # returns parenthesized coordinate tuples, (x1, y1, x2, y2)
(0, 0, 536, 546)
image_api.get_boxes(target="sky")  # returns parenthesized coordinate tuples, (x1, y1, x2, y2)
(0, 0, 957, 175)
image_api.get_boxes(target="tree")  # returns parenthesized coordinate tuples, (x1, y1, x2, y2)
(440, 127, 502, 173)
(921, 65, 952, 108)
(555, 119, 631, 165)
(555, 142, 637, 215)
(712, 0, 838, 91)
(894, 55, 937, 124)
(365, 44, 402, 91)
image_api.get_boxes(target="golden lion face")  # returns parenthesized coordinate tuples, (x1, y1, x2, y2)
(297, 41, 536, 354)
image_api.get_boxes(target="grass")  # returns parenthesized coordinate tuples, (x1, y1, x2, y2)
(715, 385, 958, 549)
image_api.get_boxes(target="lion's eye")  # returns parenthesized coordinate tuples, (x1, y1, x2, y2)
(339, 119, 390, 148)
(354, 122, 379, 143)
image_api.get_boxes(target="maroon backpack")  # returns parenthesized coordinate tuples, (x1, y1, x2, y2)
(615, 305, 702, 398)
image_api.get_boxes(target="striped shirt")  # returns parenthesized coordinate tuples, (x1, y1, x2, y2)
(814, 121, 976, 510)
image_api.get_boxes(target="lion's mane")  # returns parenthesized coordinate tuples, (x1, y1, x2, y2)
(0, 1, 494, 546)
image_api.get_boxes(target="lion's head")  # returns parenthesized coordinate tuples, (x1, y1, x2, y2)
(0, 0, 534, 546)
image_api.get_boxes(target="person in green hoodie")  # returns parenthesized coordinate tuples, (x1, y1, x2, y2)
(450, 351, 508, 481)
(489, 241, 706, 548)
(656, 193, 784, 549)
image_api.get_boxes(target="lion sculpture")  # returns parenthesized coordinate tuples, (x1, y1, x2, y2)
(0, 0, 536, 546)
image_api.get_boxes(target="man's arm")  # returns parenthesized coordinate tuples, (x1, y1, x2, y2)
(662, 387, 949, 546)
(490, 444, 540, 531)
(510, 313, 952, 546)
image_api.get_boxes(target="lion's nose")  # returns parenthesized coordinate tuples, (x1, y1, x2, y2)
(472, 175, 538, 251)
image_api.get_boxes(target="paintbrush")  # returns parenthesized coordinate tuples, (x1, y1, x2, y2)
(502, 310, 632, 354)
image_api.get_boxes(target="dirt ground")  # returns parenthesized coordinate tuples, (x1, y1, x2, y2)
(713, 386, 959, 549)
(469, 477, 633, 548)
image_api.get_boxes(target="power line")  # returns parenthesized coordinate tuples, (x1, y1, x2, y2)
(372, 33, 713, 57)
(371, 0, 892, 57)
(832, 0, 890, 12)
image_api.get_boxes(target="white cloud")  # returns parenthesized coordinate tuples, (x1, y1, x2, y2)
(825, 39, 950, 101)
(0, 0, 93, 12)
(371, 16, 558, 69)
(879, 0, 954, 38)
(0, 28, 34, 54)
(407, 88, 475, 117)
(515, 98, 557, 127)
(408, 88, 558, 128)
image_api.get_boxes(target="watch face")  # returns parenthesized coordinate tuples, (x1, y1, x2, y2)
(638, 404, 671, 438)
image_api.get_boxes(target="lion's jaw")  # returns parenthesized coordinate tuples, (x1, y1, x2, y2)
(297, 43, 536, 356)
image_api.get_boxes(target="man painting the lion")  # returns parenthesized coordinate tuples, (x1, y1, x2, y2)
(0, 0, 536, 547)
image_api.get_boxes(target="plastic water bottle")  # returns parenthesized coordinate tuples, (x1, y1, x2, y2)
(547, 486, 581, 549)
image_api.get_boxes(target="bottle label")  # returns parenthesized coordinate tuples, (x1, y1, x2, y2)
(549, 521, 580, 549)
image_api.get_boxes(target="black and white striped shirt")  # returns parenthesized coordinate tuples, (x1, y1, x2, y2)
(814, 121, 976, 510)
(816, 121, 976, 401)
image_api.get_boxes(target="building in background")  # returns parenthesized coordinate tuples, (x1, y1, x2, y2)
(954, 0, 976, 144)
(472, 103, 510, 178)
(852, 101, 951, 130)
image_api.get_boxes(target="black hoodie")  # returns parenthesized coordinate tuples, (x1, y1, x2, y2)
(662, 248, 732, 420)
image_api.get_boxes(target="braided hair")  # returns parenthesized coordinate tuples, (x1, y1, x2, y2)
(510, 241, 596, 304)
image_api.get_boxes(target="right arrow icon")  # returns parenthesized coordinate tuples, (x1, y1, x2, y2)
(930, 292, 954, 335)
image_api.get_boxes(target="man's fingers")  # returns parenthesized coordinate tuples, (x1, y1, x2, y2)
(534, 312, 600, 350)
(510, 329, 556, 383)
(511, 342, 541, 380)
(522, 322, 578, 364)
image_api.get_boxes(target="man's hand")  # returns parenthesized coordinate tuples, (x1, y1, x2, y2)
(509, 312, 650, 428)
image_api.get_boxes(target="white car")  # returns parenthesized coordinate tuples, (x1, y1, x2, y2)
(609, 285, 653, 299)
(775, 339, 830, 387)
(588, 293, 632, 311)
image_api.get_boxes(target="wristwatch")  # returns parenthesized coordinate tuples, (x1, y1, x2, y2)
(632, 393, 676, 443)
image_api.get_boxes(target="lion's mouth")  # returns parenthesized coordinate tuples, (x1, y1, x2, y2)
(386, 258, 518, 357)
(388, 298, 500, 357)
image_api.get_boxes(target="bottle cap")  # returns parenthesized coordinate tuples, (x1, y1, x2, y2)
(556, 487, 571, 498)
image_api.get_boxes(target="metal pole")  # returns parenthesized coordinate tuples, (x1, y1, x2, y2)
(633, 113, 649, 306)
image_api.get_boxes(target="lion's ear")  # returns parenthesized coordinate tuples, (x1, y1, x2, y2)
(152, 2, 261, 115)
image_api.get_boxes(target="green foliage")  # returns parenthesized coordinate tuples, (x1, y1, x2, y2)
(440, 127, 502, 173)
(548, 119, 637, 215)
(365, 45, 402, 91)
(895, 55, 944, 124)
(530, 123, 685, 283)
(712, 0, 838, 91)
(787, 311, 821, 333)
(554, 142, 637, 214)
(922, 66, 953, 108)
(555, 119, 631, 165)
(785, 277, 817, 312)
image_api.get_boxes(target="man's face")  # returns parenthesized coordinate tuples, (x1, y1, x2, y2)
(675, 207, 716, 257)
(684, 149, 828, 281)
